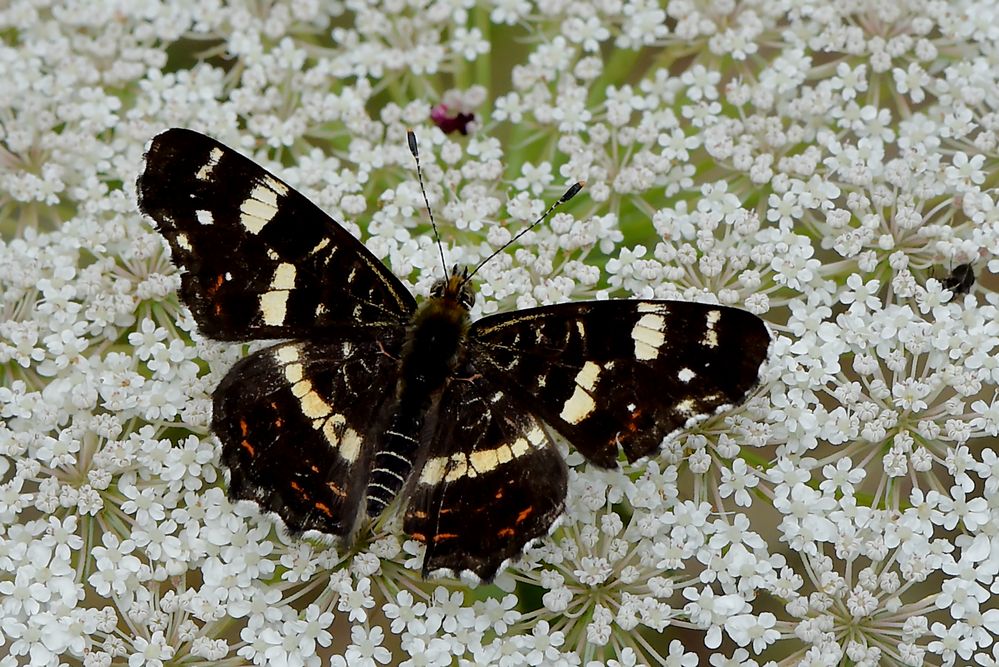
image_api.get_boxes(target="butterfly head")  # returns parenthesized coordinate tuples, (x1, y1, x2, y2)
(429, 265, 475, 311)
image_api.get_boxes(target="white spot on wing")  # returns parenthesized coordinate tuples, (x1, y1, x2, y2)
(271, 263, 296, 290)
(675, 398, 696, 417)
(274, 345, 300, 364)
(559, 365, 600, 425)
(678, 367, 696, 383)
(419, 457, 447, 485)
(445, 455, 470, 482)
(309, 237, 331, 255)
(632, 313, 666, 360)
(284, 362, 304, 384)
(240, 184, 281, 234)
(263, 175, 289, 196)
(510, 437, 530, 457)
(259, 290, 288, 325)
(196, 210, 213, 225)
(176, 233, 192, 251)
(702, 309, 721, 348)
(340, 427, 362, 463)
(470, 448, 500, 474)
(195, 147, 224, 181)
(301, 391, 332, 419)
(290, 378, 312, 399)
(560, 385, 596, 425)
(575, 361, 600, 391)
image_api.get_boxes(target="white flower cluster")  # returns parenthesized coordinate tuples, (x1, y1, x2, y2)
(1, 0, 998, 666)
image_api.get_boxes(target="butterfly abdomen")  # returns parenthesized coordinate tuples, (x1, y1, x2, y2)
(365, 291, 472, 516)
(365, 413, 422, 516)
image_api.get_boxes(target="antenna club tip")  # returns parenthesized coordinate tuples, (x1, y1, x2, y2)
(560, 181, 585, 203)
(407, 129, 418, 157)
(578, 180, 586, 187)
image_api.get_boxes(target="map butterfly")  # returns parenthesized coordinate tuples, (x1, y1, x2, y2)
(137, 128, 772, 581)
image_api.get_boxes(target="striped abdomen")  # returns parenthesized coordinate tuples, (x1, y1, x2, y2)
(365, 414, 421, 516)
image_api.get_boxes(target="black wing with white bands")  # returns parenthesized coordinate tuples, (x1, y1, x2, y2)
(403, 374, 567, 581)
(214, 332, 404, 536)
(138, 128, 416, 340)
(469, 300, 771, 467)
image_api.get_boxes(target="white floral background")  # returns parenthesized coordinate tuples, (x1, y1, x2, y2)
(1, 1, 998, 666)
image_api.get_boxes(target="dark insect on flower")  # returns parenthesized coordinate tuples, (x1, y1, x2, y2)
(137, 128, 771, 582)
(430, 103, 476, 135)
(941, 263, 975, 300)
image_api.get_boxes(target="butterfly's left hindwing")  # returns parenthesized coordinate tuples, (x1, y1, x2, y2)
(470, 300, 771, 467)
(214, 333, 403, 536)
(138, 128, 416, 341)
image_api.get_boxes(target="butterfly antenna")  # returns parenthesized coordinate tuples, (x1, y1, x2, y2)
(462, 181, 585, 286)
(408, 130, 449, 276)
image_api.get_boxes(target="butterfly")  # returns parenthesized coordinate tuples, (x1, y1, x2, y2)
(137, 128, 771, 581)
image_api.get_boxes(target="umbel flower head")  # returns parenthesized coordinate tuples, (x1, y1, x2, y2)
(1, 2, 998, 667)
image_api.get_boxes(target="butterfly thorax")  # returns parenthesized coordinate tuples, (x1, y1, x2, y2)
(364, 270, 474, 516)
(398, 274, 474, 392)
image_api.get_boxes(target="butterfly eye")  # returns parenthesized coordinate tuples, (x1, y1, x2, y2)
(459, 285, 475, 310)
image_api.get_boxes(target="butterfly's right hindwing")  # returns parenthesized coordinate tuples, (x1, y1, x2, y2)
(138, 128, 416, 341)
(403, 374, 567, 581)
(214, 332, 403, 536)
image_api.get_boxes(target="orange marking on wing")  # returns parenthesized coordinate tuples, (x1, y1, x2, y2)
(314, 502, 333, 517)
(624, 408, 644, 434)
(409, 532, 427, 542)
(432, 533, 459, 543)
(498, 527, 515, 538)
(239, 419, 249, 436)
(408, 510, 428, 519)
(241, 440, 255, 457)
(327, 482, 346, 498)
(494, 488, 504, 500)
(207, 274, 224, 295)
(516, 506, 534, 524)
(310, 464, 320, 473)
(290, 481, 308, 498)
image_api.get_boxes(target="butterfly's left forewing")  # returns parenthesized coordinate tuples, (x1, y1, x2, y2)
(138, 128, 416, 341)
(470, 300, 771, 467)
